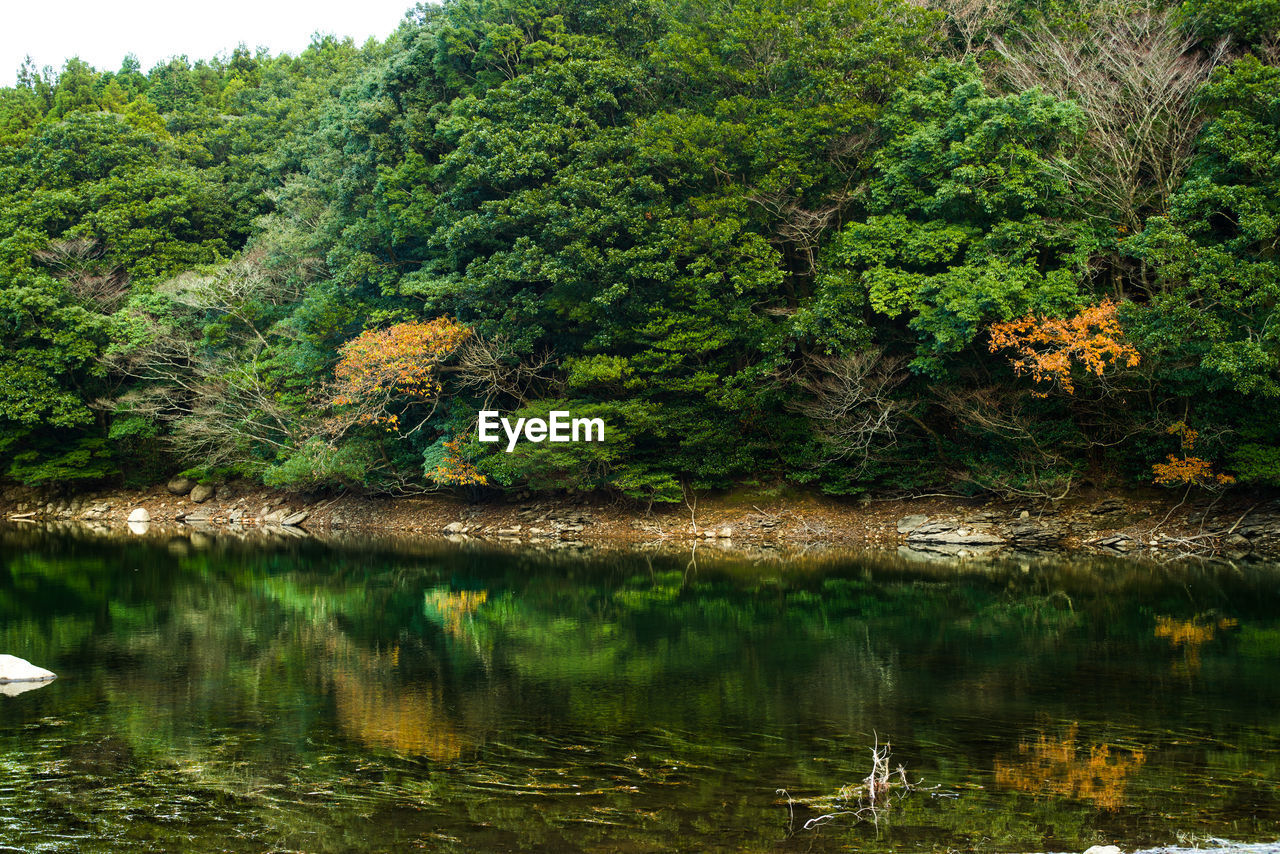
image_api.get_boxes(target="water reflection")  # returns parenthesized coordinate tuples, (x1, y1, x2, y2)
(0, 679, 54, 697)
(994, 723, 1147, 810)
(0, 523, 1278, 853)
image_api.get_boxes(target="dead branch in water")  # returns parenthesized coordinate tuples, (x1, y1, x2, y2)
(787, 735, 941, 832)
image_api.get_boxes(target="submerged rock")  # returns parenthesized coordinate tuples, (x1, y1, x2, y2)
(0, 654, 56, 683)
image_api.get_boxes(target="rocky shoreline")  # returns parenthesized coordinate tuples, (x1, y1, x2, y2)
(3, 478, 1280, 559)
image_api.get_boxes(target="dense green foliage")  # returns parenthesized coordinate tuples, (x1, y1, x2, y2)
(2, 0, 1280, 499)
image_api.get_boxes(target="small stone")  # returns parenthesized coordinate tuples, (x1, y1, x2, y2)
(1019, 510, 1030, 520)
(189, 484, 215, 503)
(127, 507, 150, 523)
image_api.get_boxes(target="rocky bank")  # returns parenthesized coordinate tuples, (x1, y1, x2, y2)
(4, 479, 1280, 559)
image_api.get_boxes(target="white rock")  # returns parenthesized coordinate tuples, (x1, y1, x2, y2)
(1083, 846, 1122, 854)
(0, 654, 56, 683)
(127, 507, 150, 523)
(443, 521, 466, 534)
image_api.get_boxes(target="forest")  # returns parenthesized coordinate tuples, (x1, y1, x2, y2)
(1, 0, 1278, 504)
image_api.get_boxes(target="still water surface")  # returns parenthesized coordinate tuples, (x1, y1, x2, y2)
(0, 525, 1278, 852)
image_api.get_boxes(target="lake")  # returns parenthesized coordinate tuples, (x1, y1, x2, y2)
(1, 524, 1277, 852)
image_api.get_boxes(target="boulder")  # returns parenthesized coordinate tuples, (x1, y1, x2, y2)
(716, 526, 733, 538)
(166, 477, 196, 496)
(0, 654, 56, 683)
(189, 483, 215, 503)
(127, 507, 150, 523)
(282, 511, 308, 527)
(443, 521, 466, 534)
(1003, 520, 1066, 548)
(897, 514, 929, 534)
(907, 520, 1004, 545)
(1082, 847, 1121, 854)
(262, 509, 287, 524)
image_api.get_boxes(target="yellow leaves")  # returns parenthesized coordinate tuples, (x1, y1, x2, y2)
(1151, 421, 1234, 487)
(427, 437, 488, 486)
(327, 318, 471, 432)
(334, 318, 470, 405)
(988, 299, 1140, 396)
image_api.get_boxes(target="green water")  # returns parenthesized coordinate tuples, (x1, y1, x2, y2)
(0, 525, 1278, 853)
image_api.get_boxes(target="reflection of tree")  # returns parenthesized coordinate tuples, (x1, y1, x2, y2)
(423, 588, 488, 640)
(994, 723, 1145, 810)
(1155, 615, 1238, 676)
(320, 626, 476, 762)
(332, 673, 467, 761)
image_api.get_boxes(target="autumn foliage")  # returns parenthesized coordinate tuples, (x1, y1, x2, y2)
(426, 437, 488, 486)
(1151, 421, 1234, 487)
(988, 300, 1140, 395)
(325, 318, 471, 435)
(334, 318, 470, 410)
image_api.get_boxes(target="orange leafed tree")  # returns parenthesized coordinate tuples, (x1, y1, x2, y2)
(1151, 421, 1233, 487)
(334, 318, 470, 409)
(328, 318, 470, 433)
(426, 437, 488, 486)
(989, 299, 1140, 395)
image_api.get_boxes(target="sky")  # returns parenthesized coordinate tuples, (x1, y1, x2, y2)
(0, 0, 417, 86)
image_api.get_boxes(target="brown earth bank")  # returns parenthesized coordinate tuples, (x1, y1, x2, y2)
(4, 479, 1280, 560)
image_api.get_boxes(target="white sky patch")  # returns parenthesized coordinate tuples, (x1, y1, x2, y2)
(0, 0, 417, 86)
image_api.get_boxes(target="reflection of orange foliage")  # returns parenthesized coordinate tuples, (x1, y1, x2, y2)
(989, 300, 1140, 395)
(323, 630, 472, 761)
(332, 673, 467, 761)
(1151, 422, 1233, 488)
(332, 318, 470, 425)
(426, 437, 488, 486)
(994, 723, 1145, 810)
(1155, 615, 1238, 676)
(424, 588, 488, 638)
